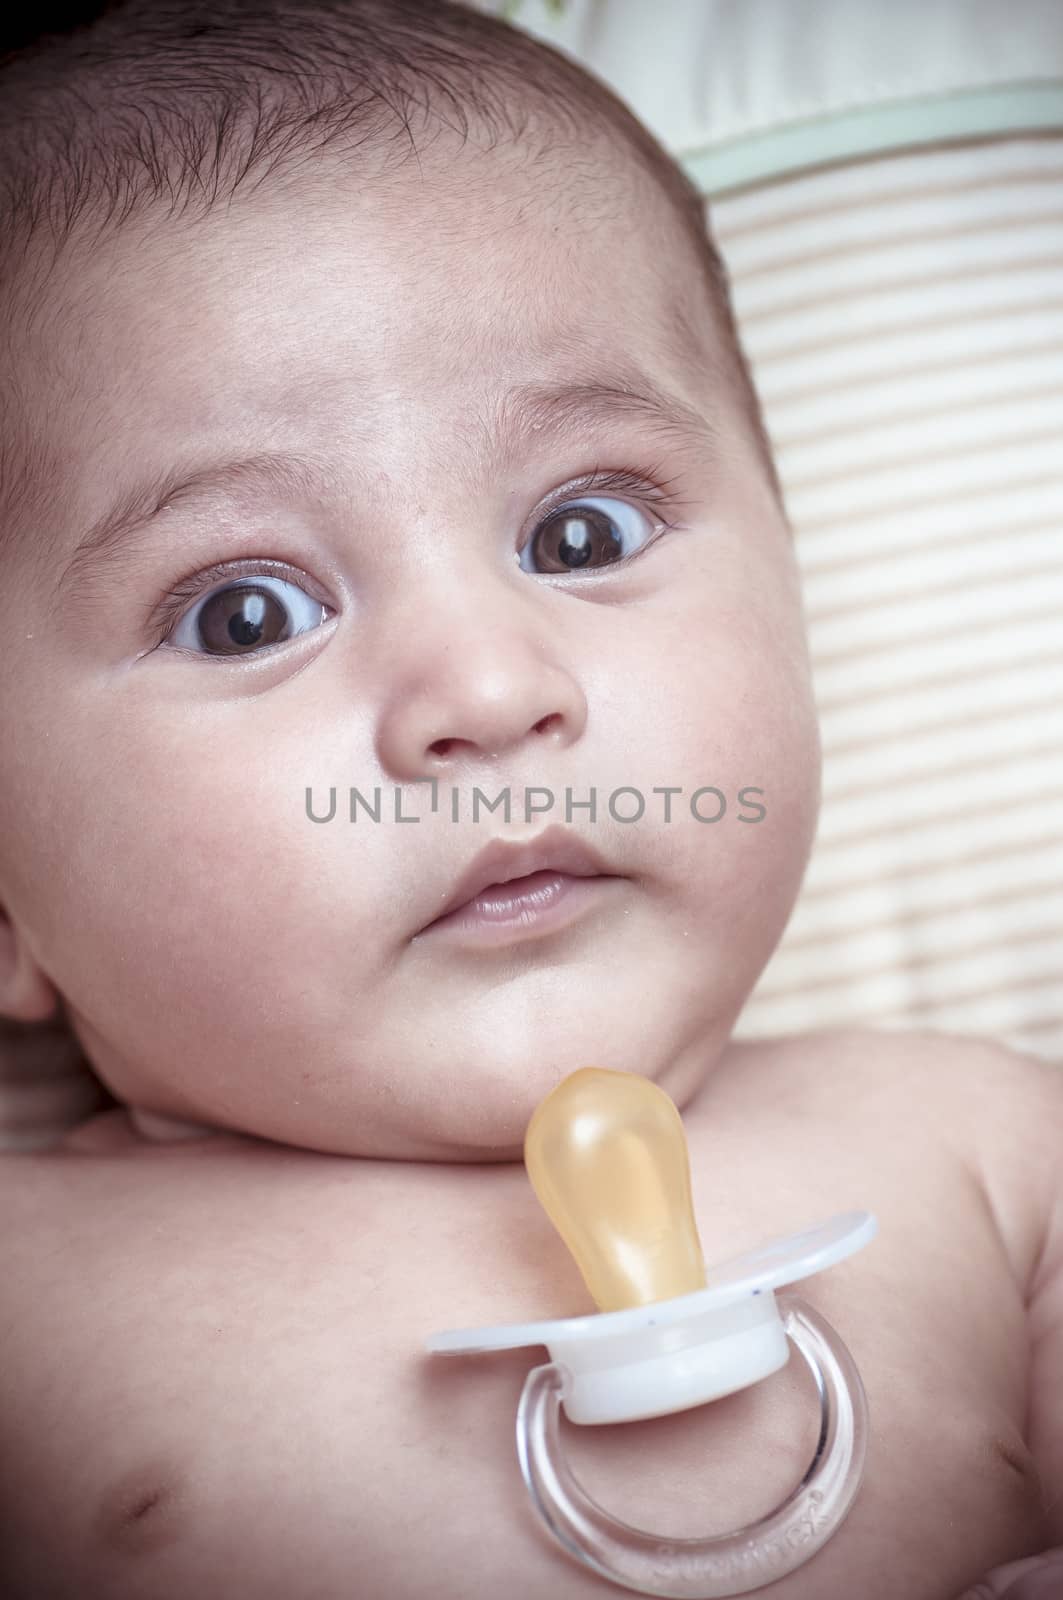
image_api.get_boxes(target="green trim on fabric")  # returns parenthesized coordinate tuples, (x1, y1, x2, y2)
(679, 82, 1063, 197)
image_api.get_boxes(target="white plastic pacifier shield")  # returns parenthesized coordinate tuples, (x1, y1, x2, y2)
(425, 1211, 877, 1425)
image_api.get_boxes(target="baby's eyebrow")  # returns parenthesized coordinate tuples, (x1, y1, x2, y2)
(55, 367, 719, 594)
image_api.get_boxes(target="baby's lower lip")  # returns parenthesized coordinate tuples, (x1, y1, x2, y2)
(421, 869, 618, 945)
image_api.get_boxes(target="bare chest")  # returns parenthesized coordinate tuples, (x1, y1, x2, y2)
(0, 1062, 1047, 1600)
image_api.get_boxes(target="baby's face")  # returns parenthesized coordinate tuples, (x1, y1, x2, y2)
(0, 136, 821, 1159)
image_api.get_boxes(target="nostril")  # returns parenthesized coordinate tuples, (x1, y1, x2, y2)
(534, 713, 561, 735)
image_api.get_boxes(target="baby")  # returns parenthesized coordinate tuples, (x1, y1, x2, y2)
(0, 1, 1061, 1597)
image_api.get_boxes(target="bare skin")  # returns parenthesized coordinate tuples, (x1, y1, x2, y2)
(1, 1026, 1058, 1600)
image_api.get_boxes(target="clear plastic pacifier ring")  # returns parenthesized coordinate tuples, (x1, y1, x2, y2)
(425, 1067, 877, 1598)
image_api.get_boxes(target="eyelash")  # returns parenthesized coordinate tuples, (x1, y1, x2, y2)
(147, 461, 696, 646)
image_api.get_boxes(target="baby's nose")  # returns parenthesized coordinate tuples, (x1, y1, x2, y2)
(373, 576, 588, 780)
(378, 653, 585, 779)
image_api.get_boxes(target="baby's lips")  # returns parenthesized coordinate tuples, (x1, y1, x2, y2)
(419, 820, 616, 930)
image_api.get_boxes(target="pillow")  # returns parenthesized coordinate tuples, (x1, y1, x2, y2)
(713, 133, 1063, 1059)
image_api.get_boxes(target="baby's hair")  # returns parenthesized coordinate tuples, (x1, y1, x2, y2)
(0, 0, 782, 565)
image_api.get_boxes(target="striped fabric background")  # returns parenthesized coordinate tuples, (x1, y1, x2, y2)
(715, 134, 1063, 1062)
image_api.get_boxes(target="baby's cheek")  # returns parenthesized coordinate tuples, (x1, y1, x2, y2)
(38, 745, 359, 1057)
(670, 600, 818, 842)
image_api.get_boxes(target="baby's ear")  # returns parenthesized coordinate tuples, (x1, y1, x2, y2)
(0, 900, 61, 1023)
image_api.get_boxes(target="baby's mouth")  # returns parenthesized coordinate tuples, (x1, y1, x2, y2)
(419, 867, 620, 946)
(416, 823, 620, 938)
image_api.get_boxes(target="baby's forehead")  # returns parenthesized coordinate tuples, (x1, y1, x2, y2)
(1, 105, 756, 606)
(0, 180, 735, 598)
(17, 144, 721, 423)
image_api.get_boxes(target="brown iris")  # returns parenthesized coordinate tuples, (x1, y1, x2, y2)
(529, 505, 625, 573)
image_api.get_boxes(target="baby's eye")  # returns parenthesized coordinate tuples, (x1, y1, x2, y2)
(518, 495, 667, 576)
(164, 574, 328, 657)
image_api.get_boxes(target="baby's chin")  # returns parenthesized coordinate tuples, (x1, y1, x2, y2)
(124, 1100, 528, 1164)
(121, 1051, 714, 1161)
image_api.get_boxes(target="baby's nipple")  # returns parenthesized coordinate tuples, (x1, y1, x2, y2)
(523, 1066, 707, 1313)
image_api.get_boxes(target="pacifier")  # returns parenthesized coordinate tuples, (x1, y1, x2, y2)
(425, 1067, 877, 1598)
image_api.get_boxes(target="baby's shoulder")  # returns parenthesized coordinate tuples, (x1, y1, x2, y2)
(729, 1024, 1061, 1295)
(729, 1022, 1059, 1130)
(729, 1020, 1049, 1098)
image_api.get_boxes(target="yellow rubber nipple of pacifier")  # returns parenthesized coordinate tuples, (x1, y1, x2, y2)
(523, 1067, 708, 1313)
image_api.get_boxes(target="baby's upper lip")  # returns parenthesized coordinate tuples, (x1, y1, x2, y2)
(419, 822, 617, 930)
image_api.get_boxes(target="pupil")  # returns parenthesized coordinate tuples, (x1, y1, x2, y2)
(538, 507, 623, 572)
(229, 593, 267, 645)
(560, 520, 593, 568)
